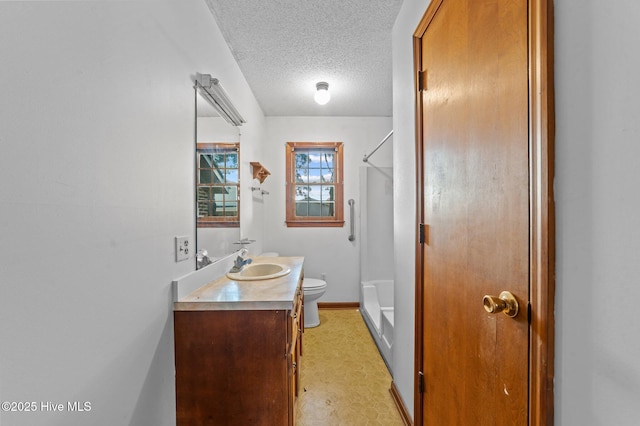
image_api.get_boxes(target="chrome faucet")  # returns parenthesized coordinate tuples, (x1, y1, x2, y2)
(229, 248, 252, 273)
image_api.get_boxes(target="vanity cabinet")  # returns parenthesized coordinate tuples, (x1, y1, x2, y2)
(174, 260, 304, 426)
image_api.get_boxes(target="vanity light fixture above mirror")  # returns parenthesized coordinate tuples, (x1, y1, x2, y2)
(195, 73, 246, 126)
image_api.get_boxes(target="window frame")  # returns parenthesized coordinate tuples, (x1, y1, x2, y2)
(285, 141, 344, 228)
(196, 142, 240, 229)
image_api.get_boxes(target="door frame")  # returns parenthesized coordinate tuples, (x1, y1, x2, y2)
(412, 0, 555, 424)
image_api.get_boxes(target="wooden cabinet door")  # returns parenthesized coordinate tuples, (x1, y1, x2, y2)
(288, 329, 298, 426)
(287, 289, 303, 425)
(175, 310, 289, 425)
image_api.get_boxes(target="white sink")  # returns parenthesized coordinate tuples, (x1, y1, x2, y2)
(226, 263, 291, 281)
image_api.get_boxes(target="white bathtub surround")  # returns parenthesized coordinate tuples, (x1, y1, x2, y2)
(359, 166, 394, 283)
(381, 308, 394, 353)
(358, 165, 395, 370)
(361, 280, 394, 370)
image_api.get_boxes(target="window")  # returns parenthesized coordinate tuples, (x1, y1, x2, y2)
(197, 143, 239, 228)
(285, 142, 344, 227)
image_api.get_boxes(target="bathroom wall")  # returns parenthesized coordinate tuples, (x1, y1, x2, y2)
(554, 1, 640, 423)
(390, 0, 422, 418)
(0, 1, 264, 425)
(392, 0, 640, 423)
(261, 117, 392, 302)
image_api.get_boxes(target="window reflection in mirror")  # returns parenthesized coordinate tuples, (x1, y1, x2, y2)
(197, 143, 240, 227)
(196, 89, 241, 268)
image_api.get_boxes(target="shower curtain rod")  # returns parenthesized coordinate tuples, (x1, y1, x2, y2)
(362, 130, 393, 162)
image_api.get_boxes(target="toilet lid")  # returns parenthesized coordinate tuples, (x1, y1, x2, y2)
(303, 278, 327, 289)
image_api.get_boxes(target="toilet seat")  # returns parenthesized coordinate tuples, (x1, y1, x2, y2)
(303, 278, 327, 289)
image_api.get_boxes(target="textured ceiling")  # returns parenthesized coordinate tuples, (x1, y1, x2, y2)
(204, 0, 403, 117)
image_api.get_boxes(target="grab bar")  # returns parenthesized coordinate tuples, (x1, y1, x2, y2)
(348, 199, 355, 241)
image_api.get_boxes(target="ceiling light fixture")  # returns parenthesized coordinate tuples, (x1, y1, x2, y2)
(314, 82, 330, 105)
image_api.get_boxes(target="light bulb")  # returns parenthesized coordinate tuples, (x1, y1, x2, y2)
(314, 82, 330, 105)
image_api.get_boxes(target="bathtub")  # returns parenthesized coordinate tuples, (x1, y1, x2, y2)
(360, 280, 394, 370)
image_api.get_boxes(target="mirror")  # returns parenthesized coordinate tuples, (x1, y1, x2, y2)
(195, 77, 243, 269)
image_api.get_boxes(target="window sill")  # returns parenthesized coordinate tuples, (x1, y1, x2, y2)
(285, 220, 345, 228)
(197, 221, 240, 228)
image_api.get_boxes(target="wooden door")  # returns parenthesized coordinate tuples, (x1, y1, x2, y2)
(414, 0, 545, 424)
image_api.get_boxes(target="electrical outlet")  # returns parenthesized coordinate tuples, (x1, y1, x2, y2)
(175, 236, 191, 262)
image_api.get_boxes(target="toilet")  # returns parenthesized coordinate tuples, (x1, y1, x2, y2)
(302, 278, 327, 328)
(260, 252, 327, 328)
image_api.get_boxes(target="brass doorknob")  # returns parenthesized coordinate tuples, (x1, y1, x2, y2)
(483, 291, 519, 318)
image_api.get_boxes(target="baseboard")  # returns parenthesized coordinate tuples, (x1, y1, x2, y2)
(318, 302, 360, 310)
(390, 381, 413, 426)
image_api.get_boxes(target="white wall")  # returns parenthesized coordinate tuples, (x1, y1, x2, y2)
(392, 0, 640, 423)
(0, 1, 264, 425)
(261, 117, 392, 302)
(555, 0, 640, 424)
(391, 0, 424, 418)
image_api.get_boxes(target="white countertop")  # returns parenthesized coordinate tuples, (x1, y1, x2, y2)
(173, 256, 304, 311)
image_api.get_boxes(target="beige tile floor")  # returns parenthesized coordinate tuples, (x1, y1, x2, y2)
(295, 309, 405, 425)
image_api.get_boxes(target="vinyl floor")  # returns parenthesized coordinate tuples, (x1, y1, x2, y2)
(295, 309, 405, 425)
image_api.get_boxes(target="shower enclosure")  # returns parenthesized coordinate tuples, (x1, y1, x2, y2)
(359, 165, 394, 371)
